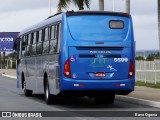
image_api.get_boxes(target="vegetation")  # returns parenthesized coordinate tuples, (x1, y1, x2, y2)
(58, 0, 91, 12)
(136, 56, 144, 60)
(0, 52, 17, 69)
(136, 52, 160, 61)
(8, 52, 17, 60)
(136, 81, 160, 89)
(146, 52, 160, 61)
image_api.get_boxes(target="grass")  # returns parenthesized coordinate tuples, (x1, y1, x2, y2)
(136, 81, 160, 89)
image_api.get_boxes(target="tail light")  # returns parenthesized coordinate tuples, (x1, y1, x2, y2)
(64, 59, 71, 78)
(128, 60, 134, 78)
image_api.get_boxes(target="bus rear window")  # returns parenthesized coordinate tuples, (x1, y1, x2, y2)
(67, 16, 129, 41)
(109, 20, 124, 29)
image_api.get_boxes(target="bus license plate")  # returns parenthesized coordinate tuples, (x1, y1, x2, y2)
(94, 73, 106, 77)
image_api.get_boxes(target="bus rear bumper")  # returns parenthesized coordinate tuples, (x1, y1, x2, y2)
(60, 78, 135, 95)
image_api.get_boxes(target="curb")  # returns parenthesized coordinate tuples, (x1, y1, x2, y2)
(116, 95, 160, 108)
(2, 74, 17, 79)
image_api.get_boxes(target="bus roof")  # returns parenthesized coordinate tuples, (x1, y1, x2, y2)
(66, 10, 130, 17)
(19, 13, 63, 36)
(19, 10, 130, 37)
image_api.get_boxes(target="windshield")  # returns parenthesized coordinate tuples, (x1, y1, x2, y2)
(67, 15, 129, 41)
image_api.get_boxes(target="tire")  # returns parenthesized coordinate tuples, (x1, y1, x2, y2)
(45, 77, 56, 105)
(94, 94, 115, 104)
(23, 81, 32, 97)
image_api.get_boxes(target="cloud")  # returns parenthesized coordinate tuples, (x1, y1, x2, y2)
(132, 13, 159, 50)
(0, 0, 159, 50)
(0, 0, 56, 12)
(131, 0, 157, 15)
(0, 8, 54, 31)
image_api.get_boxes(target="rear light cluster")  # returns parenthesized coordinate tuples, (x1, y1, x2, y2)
(64, 59, 71, 78)
(128, 60, 134, 78)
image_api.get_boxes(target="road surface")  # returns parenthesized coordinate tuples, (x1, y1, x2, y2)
(0, 76, 159, 120)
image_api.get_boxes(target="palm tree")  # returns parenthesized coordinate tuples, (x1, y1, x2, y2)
(99, 0, 104, 11)
(158, 1, 160, 50)
(126, 0, 130, 13)
(58, 0, 90, 12)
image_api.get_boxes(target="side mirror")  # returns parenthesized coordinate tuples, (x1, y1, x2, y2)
(13, 37, 21, 51)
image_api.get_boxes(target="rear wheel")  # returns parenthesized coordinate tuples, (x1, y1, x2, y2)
(94, 94, 115, 104)
(45, 77, 56, 104)
(23, 81, 32, 97)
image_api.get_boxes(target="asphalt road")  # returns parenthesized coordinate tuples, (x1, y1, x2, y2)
(0, 76, 160, 120)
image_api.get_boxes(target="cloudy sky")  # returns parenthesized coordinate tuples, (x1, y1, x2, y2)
(0, 0, 158, 50)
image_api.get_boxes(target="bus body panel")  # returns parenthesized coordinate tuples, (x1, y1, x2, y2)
(18, 54, 60, 95)
(17, 14, 62, 95)
(60, 13, 135, 93)
(61, 78, 135, 91)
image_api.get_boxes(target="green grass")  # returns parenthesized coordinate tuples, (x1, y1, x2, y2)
(136, 81, 160, 89)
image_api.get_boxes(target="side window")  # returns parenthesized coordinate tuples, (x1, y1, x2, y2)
(31, 33, 34, 44)
(31, 32, 37, 56)
(27, 33, 33, 56)
(44, 28, 49, 41)
(38, 30, 42, 42)
(37, 30, 43, 55)
(49, 24, 59, 54)
(55, 25, 58, 38)
(43, 27, 50, 54)
(51, 25, 55, 39)
(25, 35, 28, 46)
(25, 35, 28, 56)
(33, 32, 37, 44)
(57, 23, 61, 53)
(28, 34, 32, 45)
(26, 34, 30, 56)
(36, 31, 39, 43)
(42, 29, 45, 42)
(21, 36, 26, 57)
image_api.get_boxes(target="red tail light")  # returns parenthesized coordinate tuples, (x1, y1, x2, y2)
(128, 60, 134, 78)
(64, 59, 71, 78)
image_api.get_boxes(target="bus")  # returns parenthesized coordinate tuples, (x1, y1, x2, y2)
(15, 11, 135, 105)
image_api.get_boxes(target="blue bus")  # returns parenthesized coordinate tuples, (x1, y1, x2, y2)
(15, 11, 135, 104)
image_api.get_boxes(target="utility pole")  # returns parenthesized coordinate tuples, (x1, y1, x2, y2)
(112, 0, 115, 11)
(158, 0, 160, 51)
(126, 0, 130, 13)
(3, 52, 5, 69)
(49, 0, 51, 16)
(99, 0, 104, 11)
(0, 52, 1, 69)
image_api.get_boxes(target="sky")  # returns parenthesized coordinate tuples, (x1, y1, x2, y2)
(0, 0, 158, 50)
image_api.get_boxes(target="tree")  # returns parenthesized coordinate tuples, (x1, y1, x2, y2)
(146, 54, 154, 61)
(58, 0, 90, 12)
(146, 53, 157, 61)
(126, 0, 130, 13)
(99, 0, 104, 11)
(155, 52, 160, 59)
(136, 56, 144, 61)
